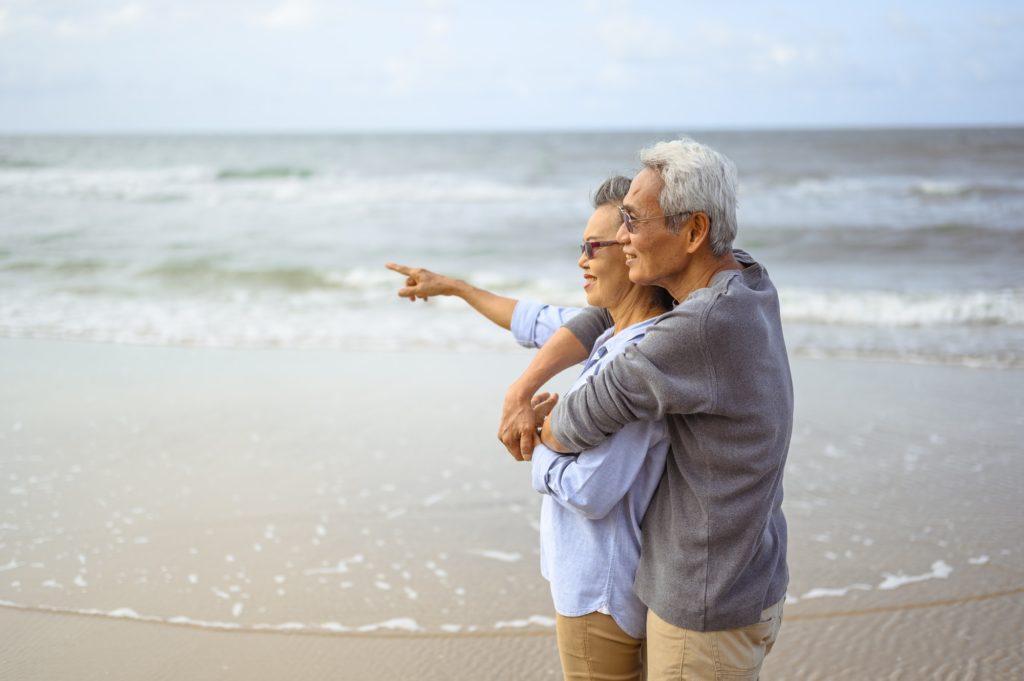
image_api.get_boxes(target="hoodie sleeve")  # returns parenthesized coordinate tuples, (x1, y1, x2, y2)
(561, 306, 613, 353)
(549, 301, 716, 450)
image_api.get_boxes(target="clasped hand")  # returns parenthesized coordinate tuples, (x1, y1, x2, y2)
(499, 387, 559, 462)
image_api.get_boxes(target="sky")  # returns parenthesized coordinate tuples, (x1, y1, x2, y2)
(0, 0, 1022, 132)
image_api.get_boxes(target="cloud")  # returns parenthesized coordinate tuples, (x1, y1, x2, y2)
(886, 11, 925, 37)
(0, 3, 146, 39)
(768, 45, 798, 66)
(384, 58, 417, 97)
(428, 15, 449, 35)
(104, 3, 145, 27)
(258, 0, 316, 29)
(979, 13, 1023, 31)
(595, 9, 676, 60)
(54, 18, 88, 38)
(697, 22, 741, 48)
(2, 1, 1021, 131)
(968, 59, 991, 82)
(599, 62, 628, 87)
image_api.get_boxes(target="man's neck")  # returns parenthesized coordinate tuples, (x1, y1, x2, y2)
(664, 250, 741, 303)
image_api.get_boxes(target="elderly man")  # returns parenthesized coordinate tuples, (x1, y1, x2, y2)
(500, 138, 792, 680)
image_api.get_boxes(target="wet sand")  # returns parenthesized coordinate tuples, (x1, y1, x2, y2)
(1, 339, 1022, 679)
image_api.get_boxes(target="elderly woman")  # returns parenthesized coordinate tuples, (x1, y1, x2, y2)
(385, 176, 673, 681)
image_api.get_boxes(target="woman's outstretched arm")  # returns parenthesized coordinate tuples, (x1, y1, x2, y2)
(385, 262, 517, 330)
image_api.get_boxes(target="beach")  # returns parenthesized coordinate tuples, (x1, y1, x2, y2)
(1, 338, 1022, 680)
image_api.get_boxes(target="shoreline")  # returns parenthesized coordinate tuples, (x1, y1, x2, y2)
(1, 332, 1020, 370)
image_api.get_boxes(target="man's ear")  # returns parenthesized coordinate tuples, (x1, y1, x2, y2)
(685, 212, 711, 254)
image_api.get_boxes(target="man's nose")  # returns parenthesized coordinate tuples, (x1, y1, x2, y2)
(616, 222, 630, 244)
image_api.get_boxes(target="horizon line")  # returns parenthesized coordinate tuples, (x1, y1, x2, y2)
(1, 122, 1023, 137)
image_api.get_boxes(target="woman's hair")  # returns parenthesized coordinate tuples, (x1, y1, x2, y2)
(590, 174, 675, 312)
(591, 175, 632, 209)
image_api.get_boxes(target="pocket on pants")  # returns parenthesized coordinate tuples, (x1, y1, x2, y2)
(711, 617, 775, 680)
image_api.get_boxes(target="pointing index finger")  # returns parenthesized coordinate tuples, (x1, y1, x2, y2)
(385, 262, 413, 276)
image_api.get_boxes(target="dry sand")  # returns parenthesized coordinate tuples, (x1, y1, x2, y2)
(1, 339, 1022, 680)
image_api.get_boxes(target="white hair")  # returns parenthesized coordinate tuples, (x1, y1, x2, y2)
(639, 138, 738, 256)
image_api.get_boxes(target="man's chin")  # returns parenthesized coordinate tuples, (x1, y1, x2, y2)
(627, 268, 653, 286)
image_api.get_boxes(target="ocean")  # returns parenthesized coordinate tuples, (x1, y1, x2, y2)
(2, 129, 1022, 366)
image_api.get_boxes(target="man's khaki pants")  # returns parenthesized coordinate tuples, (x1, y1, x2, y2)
(645, 600, 784, 681)
(555, 612, 644, 681)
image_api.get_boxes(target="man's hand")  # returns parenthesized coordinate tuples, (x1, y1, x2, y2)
(539, 410, 571, 455)
(497, 327, 590, 461)
(385, 262, 459, 301)
(521, 392, 559, 462)
(531, 392, 559, 421)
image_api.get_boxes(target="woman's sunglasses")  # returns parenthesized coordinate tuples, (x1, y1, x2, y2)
(580, 240, 620, 259)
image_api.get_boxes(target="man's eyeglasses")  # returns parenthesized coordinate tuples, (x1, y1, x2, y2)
(618, 206, 691, 234)
(580, 240, 620, 259)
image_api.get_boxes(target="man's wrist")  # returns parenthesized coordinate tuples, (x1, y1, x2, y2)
(540, 415, 571, 454)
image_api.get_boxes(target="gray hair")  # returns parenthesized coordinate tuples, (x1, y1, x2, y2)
(591, 175, 632, 209)
(639, 138, 738, 256)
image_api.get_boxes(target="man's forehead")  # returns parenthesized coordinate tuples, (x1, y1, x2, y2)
(624, 167, 662, 205)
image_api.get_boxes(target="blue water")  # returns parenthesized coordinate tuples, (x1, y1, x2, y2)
(1, 130, 1022, 365)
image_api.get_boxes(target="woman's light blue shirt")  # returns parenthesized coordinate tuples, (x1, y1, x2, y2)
(511, 300, 669, 639)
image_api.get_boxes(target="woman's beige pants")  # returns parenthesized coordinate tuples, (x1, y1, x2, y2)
(555, 612, 644, 681)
